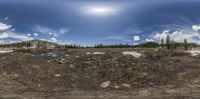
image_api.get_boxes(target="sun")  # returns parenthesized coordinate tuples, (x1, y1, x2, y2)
(84, 6, 116, 16)
(92, 8, 111, 13)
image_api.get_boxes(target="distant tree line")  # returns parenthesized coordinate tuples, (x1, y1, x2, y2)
(93, 43, 133, 48)
(0, 40, 57, 49)
(0, 42, 31, 49)
(160, 35, 198, 50)
(135, 42, 160, 48)
(59, 44, 84, 49)
(0, 37, 199, 50)
(89, 35, 199, 50)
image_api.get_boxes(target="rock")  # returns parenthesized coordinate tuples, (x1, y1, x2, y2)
(47, 60, 51, 63)
(114, 85, 120, 89)
(58, 59, 66, 64)
(100, 81, 111, 88)
(33, 65, 40, 69)
(132, 63, 135, 65)
(54, 74, 61, 77)
(138, 89, 151, 96)
(93, 52, 105, 55)
(69, 64, 74, 68)
(122, 84, 131, 88)
(14, 74, 18, 77)
(52, 54, 57, 57)
(2, 71, 7, 76)
(58, 61, 65, 64)
(149, 83, 155, 86)
(86, 52, 91, 55)
(93, 65, 97, 68)
(84, 61, 91, 64)
(38, 83, 41, 87)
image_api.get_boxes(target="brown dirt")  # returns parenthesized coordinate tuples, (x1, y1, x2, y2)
(0, 48, 200, 98)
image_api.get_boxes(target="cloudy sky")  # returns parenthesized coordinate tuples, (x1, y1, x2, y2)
(1, 0, 200, 45)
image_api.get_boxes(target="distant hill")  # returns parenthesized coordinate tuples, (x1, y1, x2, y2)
(27, 40, 59, 49)
(0, 39, 59, 49)
(0, 39, 199, 49)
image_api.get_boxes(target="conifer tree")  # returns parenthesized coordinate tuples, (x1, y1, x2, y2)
(161, 38, 164, 48)
(171, 40, 176, 50)
(166, 35, 171, 50)
(184, 38, 188, 50)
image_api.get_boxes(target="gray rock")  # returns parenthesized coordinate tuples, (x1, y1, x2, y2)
(100, 81, 111, 88)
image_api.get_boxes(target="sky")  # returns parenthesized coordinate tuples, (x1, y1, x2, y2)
(1, 0, 200, 45)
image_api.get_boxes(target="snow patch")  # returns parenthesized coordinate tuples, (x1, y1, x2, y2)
(93, 52, 105, 55)
(122, 84, 131, 88)
(86, 52, 105, 55)
(185, 50, 200, 56)
(86, 52, 91, 55)
(122, 51, 142, 58)
(0, 50, 13, 53)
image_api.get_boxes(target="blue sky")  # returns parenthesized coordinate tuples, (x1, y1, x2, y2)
(1, 0, 200, 45)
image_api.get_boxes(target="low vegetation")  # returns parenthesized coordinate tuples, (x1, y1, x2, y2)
(0, 36, 199, 98)
(0, 35, 197, 51)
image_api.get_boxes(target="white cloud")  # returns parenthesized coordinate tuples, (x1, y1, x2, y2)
(33, 25, 70, 37)
(0, 22, 33, 43)
(150, 29, 200, 44)
(0, 23, 12, 31)
(50, 37, 58, 42)
(33, 33, 38, 37)
(4, 17, 8, 21)
(145, 38, 154, 42)
(27, 33, 31, 36)
(0, 32, 33, 41)
(104, 35, 125, 40)
(40, 38, 47, 41)
(48, 32, 52, 35)
(133, 43, 139, 45)
(153, 30, 170, 40)
(133, 35, 140, 41)
(125, 25, 142, 34)
(59, 28, 70, 34)
(192, 24, 200, 31)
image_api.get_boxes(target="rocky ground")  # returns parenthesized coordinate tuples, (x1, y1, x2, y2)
(0, 48, 200, 99)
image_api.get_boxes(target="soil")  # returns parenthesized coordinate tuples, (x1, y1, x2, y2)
(0, 48, 200, 99)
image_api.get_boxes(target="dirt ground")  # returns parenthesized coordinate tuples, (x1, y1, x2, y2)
(0, 48, 200, 99)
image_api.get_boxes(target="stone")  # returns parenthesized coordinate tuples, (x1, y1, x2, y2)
(114, 85, 120, 89)
(122, 84, 131, 88)
(100, 81, 111, 88)
(69, 64, 74, 68)
(54, 74, 61, 77)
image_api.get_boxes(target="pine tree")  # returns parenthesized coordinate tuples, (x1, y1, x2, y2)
(171, 40, 176, 50)
(184, 38, 188, 50)
(166, 35, 171, 50)
(161, 38, 164, 48)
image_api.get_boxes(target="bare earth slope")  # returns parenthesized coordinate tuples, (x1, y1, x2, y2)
(0, 48, 200, 99)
